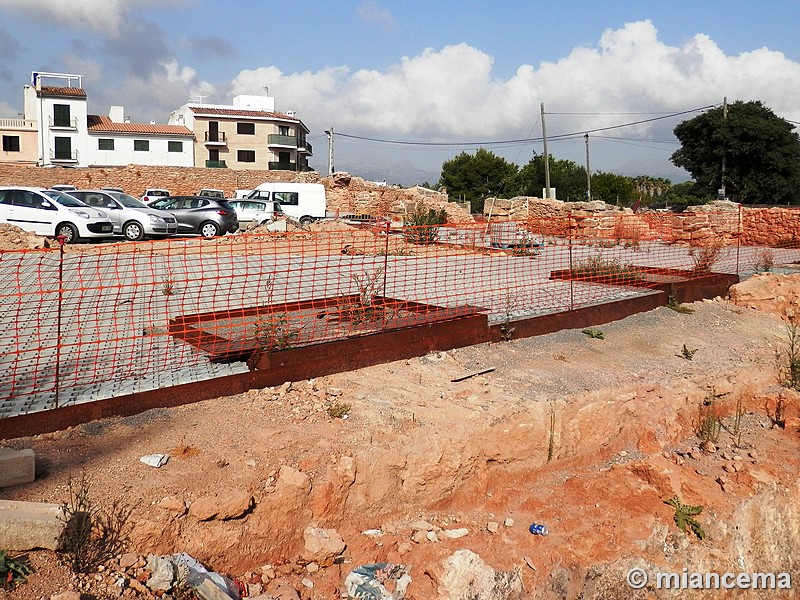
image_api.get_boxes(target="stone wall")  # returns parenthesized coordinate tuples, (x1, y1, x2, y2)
(0, 163, 318, 198)
(0, 164, 474, 222)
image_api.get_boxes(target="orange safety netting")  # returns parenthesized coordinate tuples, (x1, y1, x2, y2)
(1, 210, 798, 416)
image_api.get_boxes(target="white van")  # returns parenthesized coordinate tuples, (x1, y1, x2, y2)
(244, 183, 326, 225)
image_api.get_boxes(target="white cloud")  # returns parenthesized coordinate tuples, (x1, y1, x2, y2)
(227, 20, 800, 149)
(356, 0, 397, 31)
(0, 0, 179, 34)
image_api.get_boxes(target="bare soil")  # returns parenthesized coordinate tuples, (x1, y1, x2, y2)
(2, 274, 800, 599)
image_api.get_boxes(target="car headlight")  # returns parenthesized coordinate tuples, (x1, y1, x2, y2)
(149, 214, 166, 224)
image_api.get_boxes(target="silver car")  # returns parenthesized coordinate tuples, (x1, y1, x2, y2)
(71, 190, 178, 240)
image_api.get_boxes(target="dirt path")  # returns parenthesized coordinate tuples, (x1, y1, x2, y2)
(2, 274, 800, 599)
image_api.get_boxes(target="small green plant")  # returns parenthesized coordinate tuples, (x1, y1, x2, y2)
(689, 241, 723, 276)
(582, 328, 604, 339)
(59, 472, 132, 574)
(330, 268, 387, 325)
(547, 402, 556, 463)
(681, 344, 698, 360)
(664, 495, 706, 540)
(753, 248, 775, 273)
(253, 313, 299, 351)
(696, 390, 722, 444)
(0, 550, 34, 590)
(572, 253, 643, 282)
(778, 314, 800, 392)
(326, 401, 351, 419)
(403, 204, 447, 245)
(499, 295, 516, 341)
(161, 280, 176, 296)
(666, 288, 694, 314)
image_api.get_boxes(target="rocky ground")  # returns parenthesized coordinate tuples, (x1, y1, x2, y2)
(1, 273, 800, 600)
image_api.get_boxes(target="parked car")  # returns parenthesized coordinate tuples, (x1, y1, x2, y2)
(0, 186, 113, 243)
(148, 196, 239, 238)
(70, 190, 178, 240)
(101, 187, 125, 193)
(50, 184, 77, 192)
(229, 199, 283, 229)
(141, 188, 171, 204)
(198, 188, 226, 199)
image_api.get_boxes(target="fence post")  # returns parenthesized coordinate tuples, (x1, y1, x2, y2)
(568, 212, 575, 311)
(736, 204, 742, 275)
(54, 235, 65, 409)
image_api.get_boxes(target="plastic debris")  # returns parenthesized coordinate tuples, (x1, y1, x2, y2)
(344, 563, 411, 600)
(140, 454, 169, 468)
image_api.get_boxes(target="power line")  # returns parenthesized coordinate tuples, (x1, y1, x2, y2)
(334, 105, 714, 148)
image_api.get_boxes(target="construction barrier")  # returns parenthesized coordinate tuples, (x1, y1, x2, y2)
(1, 209, 797, 420)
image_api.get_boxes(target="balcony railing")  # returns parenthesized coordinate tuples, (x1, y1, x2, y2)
(49, 116, 78, 130)
(50, 149, 78, 161)
(268, 161, 296, 171)
(0, 119, 37, 130)
(299, 140, 312, 154)
(204, 131, 227, 144)
(205, 160, 228, 168)
(267, 134, 298, 147)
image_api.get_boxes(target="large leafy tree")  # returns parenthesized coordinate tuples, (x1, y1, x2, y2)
(439, 148, 518, 213)
(508, 155, 589, 201)
(671, 101, 800, 204)
(591, 172, 636, 205)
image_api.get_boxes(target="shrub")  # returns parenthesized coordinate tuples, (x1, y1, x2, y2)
(404, 205, 447, 245)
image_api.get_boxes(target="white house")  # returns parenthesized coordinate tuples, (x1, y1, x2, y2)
(7, 71, 194, 168)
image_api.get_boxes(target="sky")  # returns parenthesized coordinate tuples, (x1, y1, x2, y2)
(1, 0, 799, 185)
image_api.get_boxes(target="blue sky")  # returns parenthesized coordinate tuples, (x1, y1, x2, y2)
(1, 0, 799, 185)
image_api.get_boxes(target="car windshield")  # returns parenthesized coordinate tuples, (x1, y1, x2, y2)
(110, 193, 148, 209)
(43, 190, 86, 207)
(150, 198, 178, 210)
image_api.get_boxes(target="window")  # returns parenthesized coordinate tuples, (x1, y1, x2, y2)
(53, 104, 71, 127)
(274, 191, 299, 206)
(98, 138, 114, 151)
(54, 137, 72, 160)
(134, 140, 149, 152)
(237, 122, 255, 135)
(278, 125, 290, 136)
(168, 141, 183, 152)
(2, 136, 20, 152)
(238, 150, 256, 163)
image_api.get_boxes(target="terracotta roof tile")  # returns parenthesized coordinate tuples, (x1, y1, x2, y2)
(189, 106, 297, 120)
(39, 86, 87, 98)
(87, 115, 194, 136)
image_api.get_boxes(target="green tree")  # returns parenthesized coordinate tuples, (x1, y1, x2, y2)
(439, 148, 518, 213)
(508, 155, 589, 201)
(671, 100, 800, 204)
(591, 172, 636, 205)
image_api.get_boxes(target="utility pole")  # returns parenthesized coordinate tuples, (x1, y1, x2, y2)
(324, 127, 334, 175)
(719, 97, 727, 200)
(584, 133, 591, 200)
(541, 103, 551, 199)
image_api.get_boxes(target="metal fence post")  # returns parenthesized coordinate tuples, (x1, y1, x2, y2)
(54, 235, 65, 409)
(568, 212, 575, 311)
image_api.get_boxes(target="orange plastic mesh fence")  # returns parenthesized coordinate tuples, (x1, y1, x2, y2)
(1, 211, 798, 416)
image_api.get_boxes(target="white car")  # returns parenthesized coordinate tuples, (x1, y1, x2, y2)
(229, 199, 282, 229)
(141, 188, 171, 204)
(70, 190, 178, 240)
(0, 186, 113, 243)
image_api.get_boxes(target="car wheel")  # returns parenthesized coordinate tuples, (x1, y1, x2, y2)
(56, 223, 78, 244)
(123, 221, 145, 241)
(200, 221, 221, 238)
(299, 216, 314, 226)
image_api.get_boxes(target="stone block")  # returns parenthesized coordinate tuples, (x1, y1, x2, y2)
(0, 500, 66, 550)
(0, 447, 35, 487)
